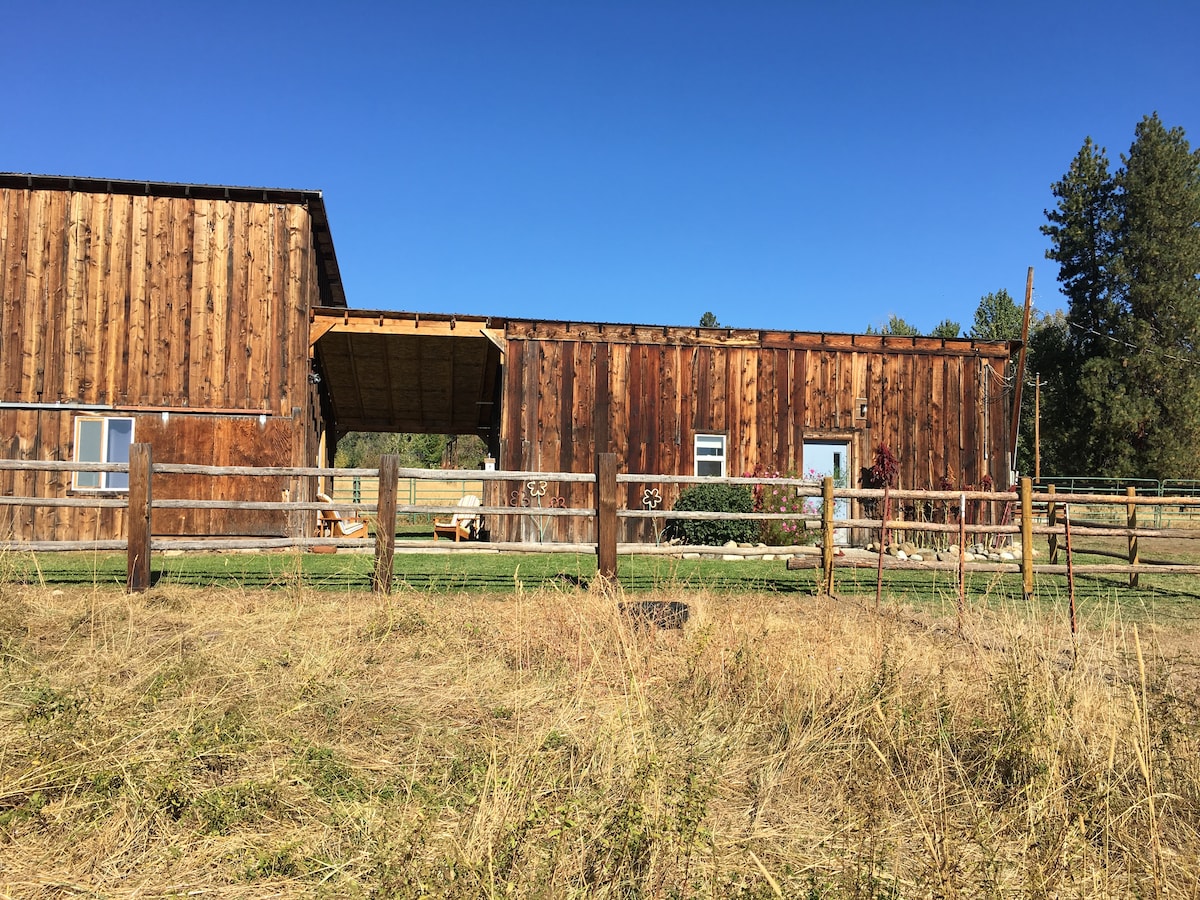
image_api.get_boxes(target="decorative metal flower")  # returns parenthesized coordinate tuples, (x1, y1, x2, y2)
(642, 487, 662, 510)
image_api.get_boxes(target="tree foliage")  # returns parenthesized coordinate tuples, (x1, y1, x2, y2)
(865, 314, 921, 336)
(929, 319, 961, 339)
(699, 311, 720, 327)
(1037, 114, 1200, 479)
(969, 289, 1024, 341)
(333, 433, 487, 470)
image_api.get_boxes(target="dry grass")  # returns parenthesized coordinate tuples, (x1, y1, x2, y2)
(1, 576, 1198, 898)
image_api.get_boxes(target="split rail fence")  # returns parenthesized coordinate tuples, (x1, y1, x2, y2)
(3, 449, 1200, 595)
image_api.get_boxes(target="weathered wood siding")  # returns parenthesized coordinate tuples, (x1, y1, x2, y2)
(496, 323, 1012, 543)
(0, 187, 316, 410)
(0, 185, 327, 540)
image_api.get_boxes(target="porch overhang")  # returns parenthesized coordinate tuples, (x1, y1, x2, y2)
(310, 309, 505, 439)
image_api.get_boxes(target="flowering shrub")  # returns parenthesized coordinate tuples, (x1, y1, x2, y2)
(746, 466, 810, 545)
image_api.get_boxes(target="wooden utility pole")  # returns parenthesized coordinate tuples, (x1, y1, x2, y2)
(1009, 267, 1035, 478)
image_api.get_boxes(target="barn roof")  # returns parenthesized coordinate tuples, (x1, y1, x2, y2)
(0, 172, 347, 308)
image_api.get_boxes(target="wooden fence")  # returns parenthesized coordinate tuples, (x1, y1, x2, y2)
(3, 451, 1200, 596)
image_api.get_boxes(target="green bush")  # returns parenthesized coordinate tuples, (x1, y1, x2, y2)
(667, 483, 757, 546)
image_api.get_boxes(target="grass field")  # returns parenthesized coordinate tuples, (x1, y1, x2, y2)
(1, 553, 1199, 897)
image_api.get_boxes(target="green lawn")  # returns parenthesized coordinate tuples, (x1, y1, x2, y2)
(3, 546, 1199, 626)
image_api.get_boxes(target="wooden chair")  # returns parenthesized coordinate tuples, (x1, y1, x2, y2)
(316, 491, 367, 538)
(433, 494, 482, 542)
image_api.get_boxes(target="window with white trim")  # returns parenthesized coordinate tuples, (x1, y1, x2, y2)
(73, 417, 134, 491)
(694, 434, 726, 477)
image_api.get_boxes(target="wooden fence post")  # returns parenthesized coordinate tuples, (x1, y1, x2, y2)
(1020, 476, 1034, 601)
(821, 476, 834, 593)
(1127, 486, 1139, 588)
(127, 443, 152, 593)
(373, 454, 398, 594)
(1047, 484, 1058, 564)
(596, 453, 617, 580)
(957, 493, 966, 633)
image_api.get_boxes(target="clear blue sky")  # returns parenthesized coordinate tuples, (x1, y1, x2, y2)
(8, 1, 1198, 334)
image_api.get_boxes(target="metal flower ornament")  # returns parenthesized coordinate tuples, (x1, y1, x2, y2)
(508, 479, 565, 541)
(642, 486, 665, 545)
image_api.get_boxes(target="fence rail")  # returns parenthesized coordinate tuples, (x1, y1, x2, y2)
(3, 451, 1198, 595)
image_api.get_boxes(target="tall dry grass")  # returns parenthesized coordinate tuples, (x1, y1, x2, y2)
(1, 576, 1198, 898)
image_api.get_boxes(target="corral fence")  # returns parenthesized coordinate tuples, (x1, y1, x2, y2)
(3, 449, 1199, 596)
(329, 475, 483, 524)
(1035, 476, 1200, 528)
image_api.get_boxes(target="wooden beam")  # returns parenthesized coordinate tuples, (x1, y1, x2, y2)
(308, 316, 339, 349)
(311, 312, 499, 342)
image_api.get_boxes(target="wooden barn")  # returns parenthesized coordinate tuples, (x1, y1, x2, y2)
(2, 173, 1015, 545)
(0, 174, 345, 541)
(492, 319, 1014, 542)
(310, 310, 1015, 543)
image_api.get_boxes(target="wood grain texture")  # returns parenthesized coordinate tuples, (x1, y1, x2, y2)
(491, 328, 1014, 543)
(0, 184, 331, 541)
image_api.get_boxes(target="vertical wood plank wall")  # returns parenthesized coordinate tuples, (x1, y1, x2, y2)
(0, 186, 326, 540)
(497, 324, 1013, 544)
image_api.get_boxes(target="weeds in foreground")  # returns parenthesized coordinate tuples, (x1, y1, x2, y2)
(0, 583, 1197, 897)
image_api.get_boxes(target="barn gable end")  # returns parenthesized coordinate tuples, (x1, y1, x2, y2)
(0, 175, 343, 540)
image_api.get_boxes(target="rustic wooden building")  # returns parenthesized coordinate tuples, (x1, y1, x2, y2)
(310, 310, 1014, 543)
(496, 319, 1013, 542)
(2, 173, 1013, 545)
(0, 174, 346, 540)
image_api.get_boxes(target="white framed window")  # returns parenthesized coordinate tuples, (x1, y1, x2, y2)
(73, 417, 134, 491)
(694, 433, 727, 477)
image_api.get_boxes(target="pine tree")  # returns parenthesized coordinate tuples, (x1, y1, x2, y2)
(929, 319, 961, 339)
(1039, 138, 1120, 474)
(865, 314, 920, 336)
(1039, 116, 1200, 478)
(1110, 114, 1200, 478)
(969, 289, 1024, 341)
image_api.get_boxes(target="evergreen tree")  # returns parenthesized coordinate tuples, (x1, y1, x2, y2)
(865, 314, 920, 336)
(1110, 114, 1200, 477)
(1039, 115, 1200, 479)
(929, 319, 961, 339)
(969, 289, 1024, 341)
(1039, 138, 1121, 474)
